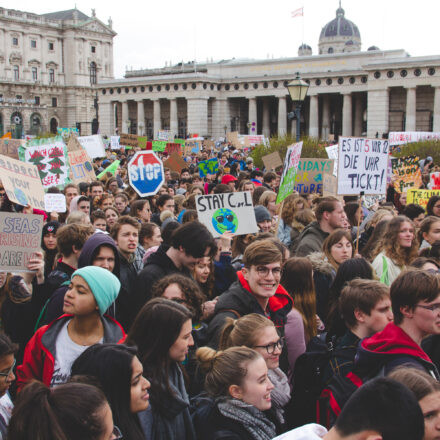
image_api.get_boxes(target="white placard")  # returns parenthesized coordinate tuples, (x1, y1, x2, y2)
(77, 135, 106, 159)
(337, 137, 389, 195)
(325, 144, 339, 177)
(157, 130, 171, 141)
(110, 136, 120, 150)
(195, 191, 258, 238)
(44, 193, 66, 212)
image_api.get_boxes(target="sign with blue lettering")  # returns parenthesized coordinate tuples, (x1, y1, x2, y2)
(128, 151, 164, 197)
(198, 158, 219, 177)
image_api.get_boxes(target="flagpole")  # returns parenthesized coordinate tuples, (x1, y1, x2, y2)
(302, 4, 304, 46)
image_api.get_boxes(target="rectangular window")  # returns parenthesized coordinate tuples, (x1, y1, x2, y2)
(30, 40, 37, 49)
(12, 37, 18, 46)
(49, 69, 55, 83)
(91, 46, 96, 53)
(52, 97, 57, 107)
(48, 42, 54, 51)
(13, 66, 19, 81)
(35, 96, 40, 106)
(16, 95, 22, 100)
(32, 67, 38, 81)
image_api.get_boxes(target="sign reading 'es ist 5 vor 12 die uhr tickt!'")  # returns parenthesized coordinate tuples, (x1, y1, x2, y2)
(337, 137, 389, 195)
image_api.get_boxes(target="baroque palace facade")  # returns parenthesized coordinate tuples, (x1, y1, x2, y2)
(0, 7, 115, 137)
(98, 5, 440, 141)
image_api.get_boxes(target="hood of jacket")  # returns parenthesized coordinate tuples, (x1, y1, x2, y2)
(291, 219, 306, 233)
(297, 221, 328, 243)
(144, 244, 180, 273)
(78, 233, 120, 278)
(307, 252, 335, 276)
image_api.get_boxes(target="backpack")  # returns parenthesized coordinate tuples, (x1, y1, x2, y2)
(286, 332, 357, 429)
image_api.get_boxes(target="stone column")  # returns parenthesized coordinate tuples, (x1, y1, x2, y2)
(277, 96, 287, 136)
(321, 95, 330, 140)
(367, 88, 389, 138)
(262, 99, 270, 137)
(433, 87, 440, 132)
(137, 100, 145, 136)
(98, 101, 114, 136)
(212, 98, 230, 138)
(170, 99, 178, 139)
(248, 97, 257, 134)
(153, 99, 161, 138)
(405, 87, 416, 131)
(354, 95, 363, 137)
(308, 94, 319, 138)
(187, 98, 208, 135)
(121, 101, 129, 133)
(342, 93, 353, 136)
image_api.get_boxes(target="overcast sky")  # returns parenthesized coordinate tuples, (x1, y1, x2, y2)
(3, 0, 440, 78)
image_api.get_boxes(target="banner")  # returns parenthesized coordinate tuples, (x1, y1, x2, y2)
(337, 137, 388, 195)
(295, 158, 333, 194)
(157, 130, 171, 141)
(77, 135, 106, 159)
(19, 139, 71, 189)
(195, 191, 258, 238)
(0, 139, 25, 159)
(44, 193, 66, 212)
(407, 189, 440, 209)
(262, 152, 283, 171)
(276, 142, 303, 204)
(198, 159, 219, 177)
(389, 131, 440, 147)
(0, 154, 45, 209)
(0, 212, 44, 272)
(391, 156, 422, 193)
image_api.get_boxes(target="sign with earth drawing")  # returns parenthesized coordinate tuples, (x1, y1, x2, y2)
(195, 191, 258, 238)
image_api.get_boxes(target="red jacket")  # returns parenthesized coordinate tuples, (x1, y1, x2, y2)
(16, 314, 126, 391)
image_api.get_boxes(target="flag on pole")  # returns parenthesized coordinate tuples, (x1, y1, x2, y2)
(291, 7, 303, 18)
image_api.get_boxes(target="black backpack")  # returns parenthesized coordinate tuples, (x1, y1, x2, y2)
(286, 332, 357, 429)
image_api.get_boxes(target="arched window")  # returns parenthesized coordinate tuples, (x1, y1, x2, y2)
(90, 62, 97, 85)
(30, 113, 42, 135)
(13, 65, 19, 80)
(328, 47, 334, 54)
(49, 68, 55, 83)
(50, 117, 58, 134)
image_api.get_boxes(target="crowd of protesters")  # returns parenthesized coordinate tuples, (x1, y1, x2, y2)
(0, 141, 440, 440)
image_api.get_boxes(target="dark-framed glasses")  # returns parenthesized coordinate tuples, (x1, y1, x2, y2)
(254, 337, 285, 354)
(255, 266, 282, 277)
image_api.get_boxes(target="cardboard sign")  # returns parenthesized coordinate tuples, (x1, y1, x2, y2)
(19, 139, 71, 190)
(338, 137, 388, 195)
(364, 195, 386, 209)
(203, 140, 215, 149)
(44, 193, 66, 213)
(198, 159, 219, 177)
(0, 212, 44, 272)
(119, 133, 139, 148)
(77, 135, 106, 159)
(226, 131, 240, 148)
(110, 136, 120, 150)
(165, 143, 182, 156)
(391, 156, 422, 193)
(164, 153, 187, 173)
(323, 173, 337, 197)
(262, 152, 283, 171)
(0, 154, 45, 210)
(68, 149, 96, 184)
(158, 130, 171, 141)
(57, 127, 78, 137)
(195, 191, 258, 238)
(429, 172, 440, 190)
(277, 142, 303, 204)
(407, 189, 440, 209)
(184, 140, 201, 155)
(0, 139, 25, 159)
(152, 140, 167, 152)
(295, 158, 334, 194)
(325, 144, 338, 176)
(388, 131, 440, 147)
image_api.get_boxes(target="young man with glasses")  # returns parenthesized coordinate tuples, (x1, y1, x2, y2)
(355, 269, 440, 378)
(208, 239, 293, 348)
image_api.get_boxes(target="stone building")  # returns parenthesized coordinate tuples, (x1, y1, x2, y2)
(97, 4, 440, 141)
(0, 7, 115, 137)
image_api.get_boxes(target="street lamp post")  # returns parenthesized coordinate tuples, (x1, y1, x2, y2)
(286, 73, 309, 142)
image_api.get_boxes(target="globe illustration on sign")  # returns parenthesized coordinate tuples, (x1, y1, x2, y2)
(212, 208, 238, 234)
(14, 188, 28, 206)
(84, 161, 93, 171)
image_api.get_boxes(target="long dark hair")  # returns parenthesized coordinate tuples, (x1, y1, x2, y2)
(71, 344, 144, 440)
(326, 258, 374, 337)
(126, 298, 192, 409)
(8, 381, 108, 440)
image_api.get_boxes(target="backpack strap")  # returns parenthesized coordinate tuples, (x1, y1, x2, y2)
(222, 309, 242, 319)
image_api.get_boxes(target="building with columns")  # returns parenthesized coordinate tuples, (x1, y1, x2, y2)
(0, 7, 115, 137)
(97, 4, 440, 141)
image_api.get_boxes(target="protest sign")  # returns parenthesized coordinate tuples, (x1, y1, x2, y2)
(391, 156, 422, 193)
(364, 195, 386, 209)
(0, 139, 25, 159)
(165, 143, 182, 156)
(388, 131, 440, 147)
(68, 149, 96, 184)
(164, 153, 187, 173)
(226, 131, 240, 148)
(198, 159, 219, 177)
(196, 191, 258, 238)
(325, 144, 338, 176)
(429, 172, 440, 190)
(0, 212, 44, 272)
(262, 152, 283, 171)
(77, 135, 106, 159)
(407, 189, 440, 210)
(337, 137, 388, 195)
(276, 142, 303, 204)
(119, 133, 139, 148)
(57, 127, 78, 137)
(243, 135, 266, 147)
(110, 136, 120, 150)
(157, 130, 171, 141)
(323, 173, 338, 197)
(152, 140, 167, 152)
(295, 158, 333, 194)
(44, 193, 66, 213)
(0, 154, 45, 210)
(1, 132, 12, 139)
(19, 138, 71, 189)
(96, 160, 120, 180)
(203, 140, 215, 150)
(184, 140, 201, 155)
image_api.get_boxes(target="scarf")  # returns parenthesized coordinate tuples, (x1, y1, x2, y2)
(217, 398, 276, 440)
(268, 368, 291, 424)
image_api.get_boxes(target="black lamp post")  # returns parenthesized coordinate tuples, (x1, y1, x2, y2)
(286, 73, 309, 142)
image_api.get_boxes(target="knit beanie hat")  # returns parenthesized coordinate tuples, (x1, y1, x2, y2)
(254, 205, 271, 223)
(71, 266, 120, 315)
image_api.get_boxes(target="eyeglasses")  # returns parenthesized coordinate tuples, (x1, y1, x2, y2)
(0, 359, 16, 380)
(254, 337, 285, 354)
(111, 425, 123, 440)
(416, 304, 440, 312)
(255, 266, 282, 277)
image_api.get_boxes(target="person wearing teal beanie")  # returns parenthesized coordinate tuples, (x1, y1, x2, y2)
(16, 266, 126, 390)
